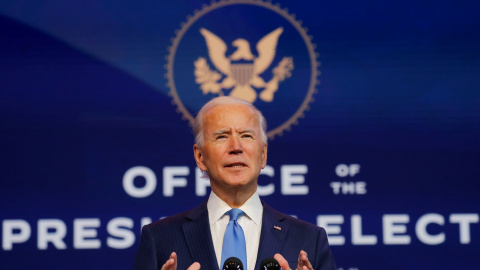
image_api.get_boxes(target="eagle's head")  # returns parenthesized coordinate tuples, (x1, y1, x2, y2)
(230, 39, 254, 61)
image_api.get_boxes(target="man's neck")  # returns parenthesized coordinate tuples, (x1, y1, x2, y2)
(211, 186, 256, 208)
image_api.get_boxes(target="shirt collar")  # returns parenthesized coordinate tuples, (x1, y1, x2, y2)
(207, 191, 263, 227)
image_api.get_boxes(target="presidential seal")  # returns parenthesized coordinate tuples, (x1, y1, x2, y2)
(166, 0, 320, 138)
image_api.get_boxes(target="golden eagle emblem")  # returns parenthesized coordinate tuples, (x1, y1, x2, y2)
(194, 27, 294, 103)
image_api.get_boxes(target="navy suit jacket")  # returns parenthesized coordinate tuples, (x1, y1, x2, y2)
(133, 200, 336, 270)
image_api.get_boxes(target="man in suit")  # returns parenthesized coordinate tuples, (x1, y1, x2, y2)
(134, 97, 336, 270)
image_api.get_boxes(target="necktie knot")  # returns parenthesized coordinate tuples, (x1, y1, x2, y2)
(228, 208, 244, 222)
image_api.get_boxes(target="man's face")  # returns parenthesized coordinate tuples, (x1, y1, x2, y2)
(194, 104, 267, 196)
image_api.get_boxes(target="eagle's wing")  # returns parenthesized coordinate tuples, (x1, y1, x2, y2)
(200, 28, 231, 76)
(254, 27, 284, 75)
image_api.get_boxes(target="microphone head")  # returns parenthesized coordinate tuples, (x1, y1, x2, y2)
(223, 257, 244, 270)
(259, 257, 280, 270)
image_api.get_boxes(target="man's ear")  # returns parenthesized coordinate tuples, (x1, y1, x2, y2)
(193, 144, 208, 171)
(261, 144, 268, 168)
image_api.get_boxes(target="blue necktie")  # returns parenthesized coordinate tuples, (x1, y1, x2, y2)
(221, 208, 247, 269)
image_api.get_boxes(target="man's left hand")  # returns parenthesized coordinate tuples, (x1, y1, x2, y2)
(274, 250, 313, 270)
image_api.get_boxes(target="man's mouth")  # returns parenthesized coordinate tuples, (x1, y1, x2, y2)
(225, 163, 247, 168)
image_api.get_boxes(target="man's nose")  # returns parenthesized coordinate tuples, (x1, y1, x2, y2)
(229, 136, 243, 154)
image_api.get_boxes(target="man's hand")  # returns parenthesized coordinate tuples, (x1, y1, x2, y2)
(161, 252, 201, 270)
(274, 250, 313, 270)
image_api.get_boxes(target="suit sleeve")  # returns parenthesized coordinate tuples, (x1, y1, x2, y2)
(314, 227, 337, 270)
(133, 225, 159, 270)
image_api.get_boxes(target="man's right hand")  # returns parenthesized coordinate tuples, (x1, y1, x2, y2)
(161, 252, 201, 270)
(274, 250, 313, 270)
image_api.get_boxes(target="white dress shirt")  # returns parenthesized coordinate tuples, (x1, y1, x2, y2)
(207, 191, 263, 270)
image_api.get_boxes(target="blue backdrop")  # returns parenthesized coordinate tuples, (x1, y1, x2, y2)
(1, 0, 479, 269)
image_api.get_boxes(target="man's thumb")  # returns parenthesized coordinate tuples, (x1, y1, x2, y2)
(274, 253, 291, 270)
(187, 262, 201, 270)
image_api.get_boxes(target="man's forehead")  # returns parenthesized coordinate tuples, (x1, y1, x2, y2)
(203, 104, 256, 120)
(203, 104, 259, 129)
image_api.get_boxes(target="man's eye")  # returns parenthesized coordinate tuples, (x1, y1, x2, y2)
(242, 134, 253, 138)
(216, 135, 226, 140)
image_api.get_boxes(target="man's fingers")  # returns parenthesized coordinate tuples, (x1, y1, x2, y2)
(274, 253, 291, 270)
(275, 251, 313, 270)
(297, 250, 313, 270)
(161, 252, 177, 270)
(187, 262, 201, 270)
(161, 253, 200, 270)
(161, 258, 174, 270)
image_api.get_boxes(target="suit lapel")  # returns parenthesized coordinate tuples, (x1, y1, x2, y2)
(182, 202, 219, 270)
(255, 202, 289, 270)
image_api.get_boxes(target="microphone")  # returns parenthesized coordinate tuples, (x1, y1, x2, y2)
(259, 258, 281, 270)
(223, 257, 244, 270)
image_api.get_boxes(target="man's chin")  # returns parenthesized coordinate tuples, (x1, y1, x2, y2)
(224, 177, 256, 189)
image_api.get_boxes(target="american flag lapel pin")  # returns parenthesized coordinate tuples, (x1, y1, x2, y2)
(274, 225, 281, 231)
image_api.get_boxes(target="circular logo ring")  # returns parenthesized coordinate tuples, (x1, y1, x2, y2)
(166, 0, 320, 138)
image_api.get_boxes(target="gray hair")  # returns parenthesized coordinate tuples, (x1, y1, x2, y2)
(193, 96, 268, 147)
